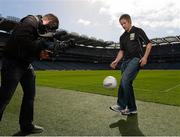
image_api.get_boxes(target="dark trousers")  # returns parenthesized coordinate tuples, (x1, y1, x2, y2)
(117, 57, 140, 111)
(0, 58, 35, 129)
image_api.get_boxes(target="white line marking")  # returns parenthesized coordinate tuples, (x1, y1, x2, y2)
(135, 84, 180, 93)
(161, 83, 180, 92)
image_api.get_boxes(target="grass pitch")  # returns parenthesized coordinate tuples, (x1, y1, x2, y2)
(36, 70, 180, 106)
(0, 87, 180, 136)
(1, 70, 180, 136)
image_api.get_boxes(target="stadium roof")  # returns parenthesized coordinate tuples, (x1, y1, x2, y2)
(0, 15, 114, 47)
(151, 36, 180, 46)
(1, 15, 180, 48)
(0, 17, 17, 32)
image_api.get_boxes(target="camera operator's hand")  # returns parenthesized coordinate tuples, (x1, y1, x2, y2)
(39, 50, 53, 60)
(39, 32, 54, 38)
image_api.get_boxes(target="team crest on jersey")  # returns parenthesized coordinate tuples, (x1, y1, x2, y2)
(130, 33, 135, 40)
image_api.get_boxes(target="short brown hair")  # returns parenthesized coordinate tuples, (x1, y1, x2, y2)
(43, 13, 59, 29)
(119, 14, 131, 24)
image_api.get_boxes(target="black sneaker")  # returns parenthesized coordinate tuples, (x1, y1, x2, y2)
(21, 125, 44, 134)
(110, 104, 125, 112)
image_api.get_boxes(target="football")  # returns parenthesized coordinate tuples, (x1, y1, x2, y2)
(103, 76, 117, 89)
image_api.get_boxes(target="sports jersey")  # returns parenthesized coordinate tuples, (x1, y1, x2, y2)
(120, 26, 150, 59)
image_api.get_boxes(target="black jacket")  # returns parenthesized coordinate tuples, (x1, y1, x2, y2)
(4, 15, 45, 64)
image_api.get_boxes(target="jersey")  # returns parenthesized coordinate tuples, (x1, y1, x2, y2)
(120, 26, 150, 60)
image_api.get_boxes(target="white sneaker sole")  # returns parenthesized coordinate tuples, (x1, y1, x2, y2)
(121, 111, 137, 115)
(109, 107, 125, 113)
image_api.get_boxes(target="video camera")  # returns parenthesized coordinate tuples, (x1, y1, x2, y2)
(38, 30, 75, 59)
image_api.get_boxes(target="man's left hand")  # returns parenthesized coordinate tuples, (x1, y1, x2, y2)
(139, 57, 147, 67)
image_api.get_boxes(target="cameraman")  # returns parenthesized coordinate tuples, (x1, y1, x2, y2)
(0, 13, 59, 134)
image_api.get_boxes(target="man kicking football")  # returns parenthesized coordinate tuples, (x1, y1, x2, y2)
(110, 14, 152, 115)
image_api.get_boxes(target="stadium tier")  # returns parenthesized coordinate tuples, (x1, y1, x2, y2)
(1, 15, 180, 70)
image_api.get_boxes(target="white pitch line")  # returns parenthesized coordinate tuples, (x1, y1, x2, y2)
(134, 84, 180, 93)
(161, 83, 180, 92)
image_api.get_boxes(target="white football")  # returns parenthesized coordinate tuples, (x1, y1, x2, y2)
(103, 76, 117, 89)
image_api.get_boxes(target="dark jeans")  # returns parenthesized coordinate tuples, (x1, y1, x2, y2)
(117, 57, 140, 111)
(0, 58, 35, 129)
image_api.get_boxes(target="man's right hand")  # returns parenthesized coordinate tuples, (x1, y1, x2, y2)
(110, 60, 118, 69)
(39, 50, 53, 60)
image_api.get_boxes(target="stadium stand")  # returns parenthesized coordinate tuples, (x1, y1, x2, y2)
(1, 14, 180, 70)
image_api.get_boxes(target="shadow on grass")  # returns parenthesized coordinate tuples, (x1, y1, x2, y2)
(109, 114, 144, 136)
(12, 131, 31, 136)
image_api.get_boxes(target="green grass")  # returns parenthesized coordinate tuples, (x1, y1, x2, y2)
(1, 70, 180, 136)
(1, 87, 180, 136)
(36, 70, 180, 106)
